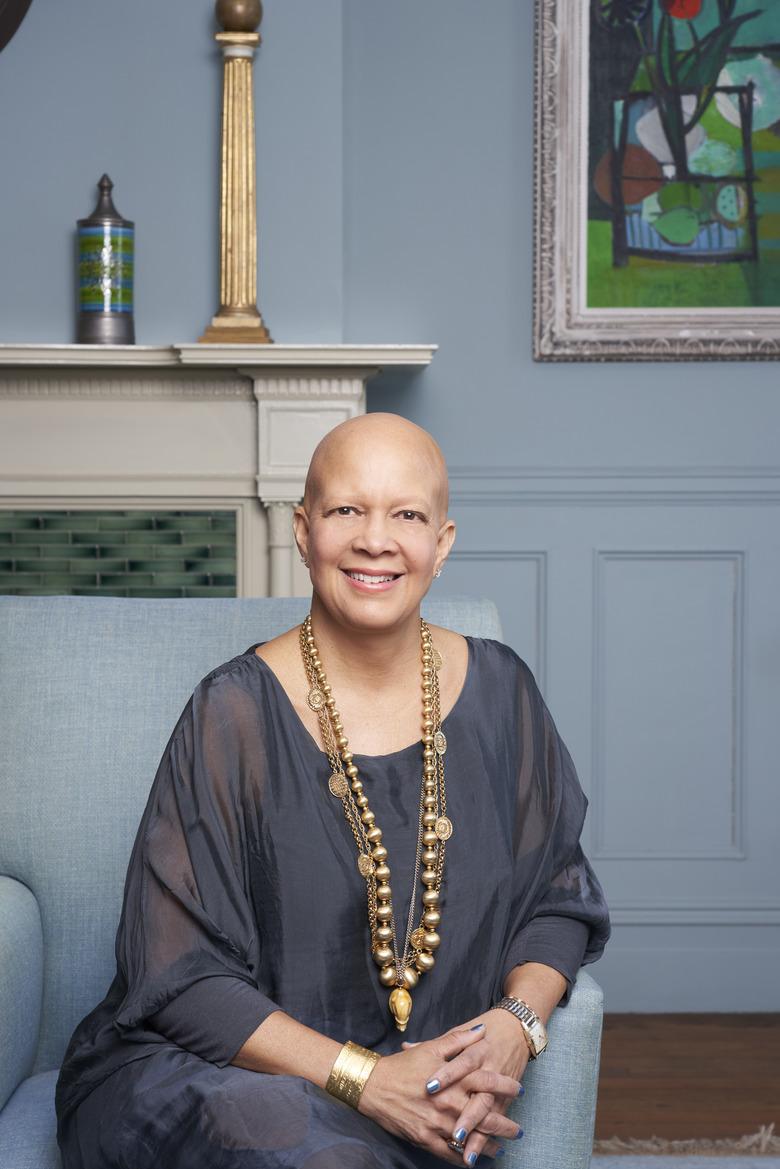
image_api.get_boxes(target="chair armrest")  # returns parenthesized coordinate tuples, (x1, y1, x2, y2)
(0, 876, 43, 1112)
(503, 970, 604, 1169)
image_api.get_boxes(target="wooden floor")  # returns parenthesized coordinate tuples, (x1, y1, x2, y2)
(595, 1014, 780, 1141)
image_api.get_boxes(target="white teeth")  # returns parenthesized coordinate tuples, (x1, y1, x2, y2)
(347, 572, 396, 584)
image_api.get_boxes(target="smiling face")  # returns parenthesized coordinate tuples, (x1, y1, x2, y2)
(293, 414, 455, 635)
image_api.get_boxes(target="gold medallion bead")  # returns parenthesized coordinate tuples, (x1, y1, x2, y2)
(307, 688, 326, 712)
(329, 773, 349, 798)
(423, 909, 441, 928)
(422, 889, 439, 906)
(411, 927, 426, 950)
(422, 849, 437, 866)
(379, 966, 398, 987)
(423, 931, 441, 950)
(435, 816, 453, 841)
(357, 854, 375, 877)
(373, 946, 394, 967)
(375, 903, 393, 922)
(376, 925, 393, 942)
(415, 952, 435, 973)
(375, 863, 390, 880)
(402, 967, 419, 989)
(371, 844, 388, 862)
(376, 884, 392, 900)
(422, 811, 437, 827)
(421, 868, 437, 886)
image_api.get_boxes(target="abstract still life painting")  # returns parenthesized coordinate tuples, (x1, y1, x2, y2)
(534, 0, 780, 359)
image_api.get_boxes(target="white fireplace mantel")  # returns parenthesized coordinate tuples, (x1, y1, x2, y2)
(0, 343, 437, 596)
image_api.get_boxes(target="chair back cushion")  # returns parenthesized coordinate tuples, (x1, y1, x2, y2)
(0, 595, 500, 1072)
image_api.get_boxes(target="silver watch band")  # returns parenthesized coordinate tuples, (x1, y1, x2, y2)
(491, 995, 549, 1057)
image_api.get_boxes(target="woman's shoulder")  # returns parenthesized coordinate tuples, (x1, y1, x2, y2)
(429, 625, 540, 702)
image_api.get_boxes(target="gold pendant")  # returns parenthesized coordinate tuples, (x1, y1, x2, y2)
(307, 687, 326, 711)
(432, 647, 443, 671)
(328, 772, 348, 798)
(389, 986, 413, 1031)
(357, 853, 375, 877)
(433, 730, 447, 756)
(411, 926, 426, 950)
(435, 815, 453, 841)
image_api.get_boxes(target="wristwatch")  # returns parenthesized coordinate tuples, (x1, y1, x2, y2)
(491, 996, 548, 1058)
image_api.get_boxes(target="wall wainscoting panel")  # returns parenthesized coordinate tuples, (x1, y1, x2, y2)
(443, 550, 547, 687)
(592, 550, 745, 861)
(447, 470, 779, 1009)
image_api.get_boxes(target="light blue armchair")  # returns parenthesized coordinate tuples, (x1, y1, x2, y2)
(0, 595, 603, 1169)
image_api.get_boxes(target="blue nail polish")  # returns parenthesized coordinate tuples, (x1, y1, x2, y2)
(517, 1083, 525, 1096)
(467, 1155, 477, 1167)
(426, 1078, 440, 1093)
(512, 1129, 524, 1140)
(470, 1023, 485, 1031)
(454, 1127, 467, 1142)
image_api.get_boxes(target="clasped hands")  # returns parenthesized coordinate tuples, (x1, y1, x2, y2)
(358, 1009, 530, 1166)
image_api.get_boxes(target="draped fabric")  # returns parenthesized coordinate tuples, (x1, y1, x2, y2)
(55, 637, 610, 1169)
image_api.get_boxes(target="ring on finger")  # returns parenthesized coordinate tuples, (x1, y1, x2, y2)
(447, 1138, 466, 1153)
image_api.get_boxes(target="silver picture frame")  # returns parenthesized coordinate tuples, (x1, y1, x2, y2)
(533, 0, 780, 362)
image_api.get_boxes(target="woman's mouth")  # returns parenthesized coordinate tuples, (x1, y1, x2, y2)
(343, 569, 401, 590)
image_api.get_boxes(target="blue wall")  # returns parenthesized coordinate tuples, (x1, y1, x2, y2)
(1, 0, 778, 1011)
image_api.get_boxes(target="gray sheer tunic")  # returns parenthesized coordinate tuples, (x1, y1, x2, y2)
(55, 637, 610, 1169)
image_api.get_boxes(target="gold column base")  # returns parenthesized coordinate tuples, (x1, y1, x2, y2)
(199, 311, 273, 344)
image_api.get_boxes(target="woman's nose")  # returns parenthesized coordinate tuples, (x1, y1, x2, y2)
(353, 514, 397, 556)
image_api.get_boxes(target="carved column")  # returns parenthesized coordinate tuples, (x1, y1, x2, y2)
(265, 501, 295, 597)
(199, 0, 272, 344)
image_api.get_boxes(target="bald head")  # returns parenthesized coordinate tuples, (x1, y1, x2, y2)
(303, 413, 449, 521)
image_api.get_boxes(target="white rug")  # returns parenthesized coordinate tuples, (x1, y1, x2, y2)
(592, 1160, 780, 1168)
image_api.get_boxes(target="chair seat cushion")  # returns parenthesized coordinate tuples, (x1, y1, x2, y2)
(0, 1071, 60, 1169)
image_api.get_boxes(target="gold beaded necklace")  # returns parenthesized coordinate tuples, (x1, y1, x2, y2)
(299, 614, 453, 1031)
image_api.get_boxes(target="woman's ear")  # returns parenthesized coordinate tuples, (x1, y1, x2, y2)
(434, 517, 456, 574)
(292, 505, 310, 566)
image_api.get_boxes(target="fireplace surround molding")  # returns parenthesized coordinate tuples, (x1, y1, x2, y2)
(0, 343, 436, 597)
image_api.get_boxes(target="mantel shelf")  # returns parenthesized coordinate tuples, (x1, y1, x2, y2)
(0, 343, 437, 369)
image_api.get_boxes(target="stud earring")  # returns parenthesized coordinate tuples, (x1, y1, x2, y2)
(434, 566, 442, 579)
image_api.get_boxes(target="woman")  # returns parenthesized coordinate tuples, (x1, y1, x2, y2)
(55, 413, 610, 1168)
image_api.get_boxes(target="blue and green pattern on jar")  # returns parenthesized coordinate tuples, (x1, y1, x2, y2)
(78, 224, 134, 315)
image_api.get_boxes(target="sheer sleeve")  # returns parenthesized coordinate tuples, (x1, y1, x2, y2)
(112, 668, 280, 1066)
(495, 654, 610, 1006)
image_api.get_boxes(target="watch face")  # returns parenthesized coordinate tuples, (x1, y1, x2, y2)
(0, 0, 33, 53)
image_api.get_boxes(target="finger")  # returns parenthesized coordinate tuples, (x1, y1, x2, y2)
(464, 1132, 504, 1164)
(425, 1028, 487, 1094)
(401, 1041, 420, 1048)
(439, 1129, 501, 1166)
(451, 1092, 523, 1146)
(463, 1068, 523, 1100)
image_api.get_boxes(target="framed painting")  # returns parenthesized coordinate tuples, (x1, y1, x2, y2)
(534, 0, 780, 360)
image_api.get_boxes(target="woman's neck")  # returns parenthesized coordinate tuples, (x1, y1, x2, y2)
(308, 596, 422, 692)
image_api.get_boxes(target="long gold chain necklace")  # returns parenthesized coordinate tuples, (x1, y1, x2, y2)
(299, 614, 453, 1031)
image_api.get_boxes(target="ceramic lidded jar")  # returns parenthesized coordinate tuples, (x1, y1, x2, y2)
(77, 174, 135, 344)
